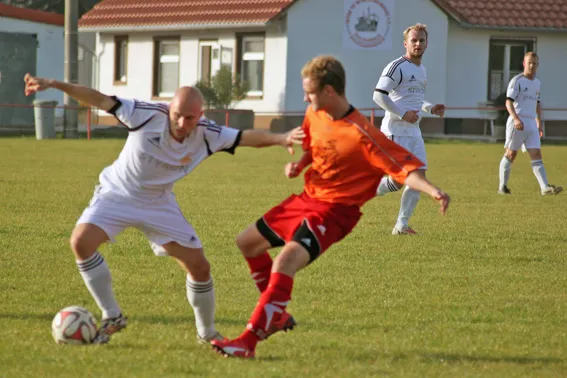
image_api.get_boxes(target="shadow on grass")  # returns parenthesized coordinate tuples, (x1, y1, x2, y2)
(0, 312, 54, 321)
(134, 314, 246, 327)
(0, 312, 246, 328)
(417, 352, 562, 365)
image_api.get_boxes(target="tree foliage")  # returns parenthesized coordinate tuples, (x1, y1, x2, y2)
(195, 65, 249, 110)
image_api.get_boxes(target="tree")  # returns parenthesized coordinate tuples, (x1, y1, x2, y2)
(195, 65, 249, 110)
(0, 0, 99, 16)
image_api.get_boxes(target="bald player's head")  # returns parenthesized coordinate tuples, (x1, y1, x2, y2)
(168, 86, 205, 142)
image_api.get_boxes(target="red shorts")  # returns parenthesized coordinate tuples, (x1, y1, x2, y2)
(256, 192, 362, 262)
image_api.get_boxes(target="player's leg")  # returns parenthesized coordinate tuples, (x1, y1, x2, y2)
(376, 175, 403, 196)
(70, 223, 124, 322)
(141, 198, 221, 343)
(499, 119, 523, 194)
(376, 134, 403, 196)
(161, 243, 222, 343)
(393, 136, 427, 234)
(526, 146, 562, 195)
(236, 194, 301, 293)
(212, 240, 309, 359)
(72, 192, 130, 335)
(212, 200, 361, 358)
(236, 223, 276, 293)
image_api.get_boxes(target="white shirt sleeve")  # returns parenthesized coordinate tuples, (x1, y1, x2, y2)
(200, 118, 241, 154)
(110, 97, 169, 130)
(376, 62, 402, 93)
(506, 77, 521, 101)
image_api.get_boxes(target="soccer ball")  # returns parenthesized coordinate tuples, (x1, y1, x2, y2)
(51, 306, 98, 345)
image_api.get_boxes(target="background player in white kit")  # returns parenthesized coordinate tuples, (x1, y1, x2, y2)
(373, 23, 446, 235)
(498, 52, 562, 196)
(23, 73, 304, 344)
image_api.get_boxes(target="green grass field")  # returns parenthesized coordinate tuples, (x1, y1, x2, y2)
(0, 138, 566, 377)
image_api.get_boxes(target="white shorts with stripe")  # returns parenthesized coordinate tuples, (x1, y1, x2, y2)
(385, 134, 428, 169)
(504, 116, 541, 151)
(77, 186, 202, 256)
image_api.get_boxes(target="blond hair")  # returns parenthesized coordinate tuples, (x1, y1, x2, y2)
(301, 55, 346, 95)
(403, 23, 428, 40)
(524, 51, 539, 60)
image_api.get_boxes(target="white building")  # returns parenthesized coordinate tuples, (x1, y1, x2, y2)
(79, 0, 567, 137)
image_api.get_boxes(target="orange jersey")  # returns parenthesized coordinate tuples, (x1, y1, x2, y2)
(301, 105, 424, 207)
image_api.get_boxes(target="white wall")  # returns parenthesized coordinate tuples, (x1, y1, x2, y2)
(0, 17, 64, 105)
(284, 0, 448, 115)
(446, 24, 567, 120)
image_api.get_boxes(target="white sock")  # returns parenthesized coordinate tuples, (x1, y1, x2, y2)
(499, 156, 512, 189)
(396, 187, 420, 228)
(376, 176, 402, 196)
(77, 252, 121, 319)
(186, 275, 216, 338)
(531, 160, 549, 190)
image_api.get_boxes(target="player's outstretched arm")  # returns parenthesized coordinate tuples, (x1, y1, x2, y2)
(24, 73, 117, 112)
(285, 150, 312, 178)
(239, 127, 305, 154)
(404, 170, 450, 215)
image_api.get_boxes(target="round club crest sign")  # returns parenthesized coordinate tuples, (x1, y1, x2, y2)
(344, 0, 393, 50)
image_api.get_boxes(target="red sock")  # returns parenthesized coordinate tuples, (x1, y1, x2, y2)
(239, 272, 293, 349)
(245, 252, 273, 293)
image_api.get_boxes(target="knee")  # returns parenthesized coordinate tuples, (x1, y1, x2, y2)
(235, 231, 249, 252)
(69, 231, 93, 259)
(235, 229, 263, 257)
(505, 150, 517, 161)
(188, 257, 211, 281)
(272, 244, 310, 276)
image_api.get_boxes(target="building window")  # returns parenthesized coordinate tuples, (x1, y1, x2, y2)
(238, 35, 264, 97)
(114, 36, 128, 84)
(488, 38, 535, 100)
(153, 38, 180, 98)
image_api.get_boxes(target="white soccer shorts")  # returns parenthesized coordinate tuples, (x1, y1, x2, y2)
(76, 189, 202, 256)
(387, 134, 428, 169)
(504, 116, 541, 151)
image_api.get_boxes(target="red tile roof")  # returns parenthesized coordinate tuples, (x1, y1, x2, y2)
(79, 0, 296, 29)
(0, 3, 64, 26)
(432, 0, 567, 30)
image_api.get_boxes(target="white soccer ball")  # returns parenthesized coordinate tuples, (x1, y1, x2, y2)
(52, 306, 98, 345)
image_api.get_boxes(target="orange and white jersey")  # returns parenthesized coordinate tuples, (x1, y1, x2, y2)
(301, 105, 424, 207)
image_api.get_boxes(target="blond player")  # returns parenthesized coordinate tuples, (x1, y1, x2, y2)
(373, 23, 446, 234)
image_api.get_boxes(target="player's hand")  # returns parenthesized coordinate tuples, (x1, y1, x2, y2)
(431, 104, 445, 117)
(538, 128, 543, 138)
(432, 190, 450, 215)
(282, 127, 305, 155)
(402, 110, 419, 124)
(513, 118, 524, 131)
(24, 73, 53, 96)
(285, 162, 300, 178)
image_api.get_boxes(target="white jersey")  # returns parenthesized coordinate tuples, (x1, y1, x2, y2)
(375, 56, 428, 137)
(98, 97, 240, 203)
(506, 74, 540, 120)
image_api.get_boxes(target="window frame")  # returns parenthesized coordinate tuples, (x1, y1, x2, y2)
(236, 33, 265, 98)
(113, 35, 128, 85)
(152, 37, 181, 99)
(487, 37, 536, 101)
